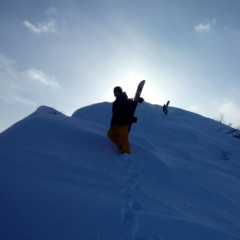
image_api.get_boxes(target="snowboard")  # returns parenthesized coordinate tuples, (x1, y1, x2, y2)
(162, 100, 170, 115)
(129, 80, 146, 132)
(133, 80, 145, 103)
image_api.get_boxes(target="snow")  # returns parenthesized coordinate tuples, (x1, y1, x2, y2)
(0, 102, 240, 240)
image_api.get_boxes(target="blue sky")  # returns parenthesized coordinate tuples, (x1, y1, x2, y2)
(1, 0, 240, 131)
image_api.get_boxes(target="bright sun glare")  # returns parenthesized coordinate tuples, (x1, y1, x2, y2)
(121, 74, 162, 105)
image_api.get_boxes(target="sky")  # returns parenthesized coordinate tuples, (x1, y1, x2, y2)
(1, 0, 240, 132)
(0, 103, 240, 239)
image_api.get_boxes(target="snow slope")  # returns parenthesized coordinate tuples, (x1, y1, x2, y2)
(0, 102, 239, 240)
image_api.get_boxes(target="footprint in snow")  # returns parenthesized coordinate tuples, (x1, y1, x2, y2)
(129, 199, 142, 212)
(121, 206, 136, 224)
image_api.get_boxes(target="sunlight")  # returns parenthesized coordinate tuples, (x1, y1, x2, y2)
(122, 74, 143, 98)
(120, 74, 165, 105)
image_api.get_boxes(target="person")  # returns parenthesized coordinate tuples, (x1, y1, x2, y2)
(162, 100, 170, 115)
(107, 86, 135, 154)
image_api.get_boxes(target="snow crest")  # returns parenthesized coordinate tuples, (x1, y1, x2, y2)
(0, 102, 240, 240)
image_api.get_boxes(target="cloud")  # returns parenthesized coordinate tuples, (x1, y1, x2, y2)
(0, 90, 36, 106)
(23, 19, 56, 34)
(218, 99, 240, 127)
(194, 19, 216, 33)
(26, 68, 60, 88)
(0, 54, 19, 70)
(0, 55, 35, 105)
(0, 54, 60, 106)
(195, 23, 211, 32)
(46, 7, 57, 16)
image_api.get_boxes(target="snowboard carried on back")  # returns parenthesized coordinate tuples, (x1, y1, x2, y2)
(129, 80, 145, 132)
(134, 80, 145, 103)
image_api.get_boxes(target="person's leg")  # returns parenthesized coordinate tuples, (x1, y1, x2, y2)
(118, 125, 130, 154)
(107, 127, 118, 143)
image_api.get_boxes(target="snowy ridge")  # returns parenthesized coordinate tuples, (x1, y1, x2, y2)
(0, 102, 240, 240)
(28, 105, 64, 117)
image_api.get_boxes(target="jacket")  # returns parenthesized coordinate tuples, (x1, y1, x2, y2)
(110, 92, 135, 127)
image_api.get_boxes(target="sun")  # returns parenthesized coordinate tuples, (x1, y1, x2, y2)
(121, 74, 144, 98)
(120, 74, 161, 105)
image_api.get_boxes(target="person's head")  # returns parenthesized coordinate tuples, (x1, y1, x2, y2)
(113, 86, 122, 97)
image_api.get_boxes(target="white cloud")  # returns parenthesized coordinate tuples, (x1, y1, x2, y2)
(26, 68, 60, 88)
(195, 23, 211, 32)
(194, 19, 216, 33)
(0, 55, 35, 105)
(0, 54, 60, 106)
(218, 99, 240, 127)
(0, 90, 36, 106)
(46, 7, 57, 16)
(23, 19, 56, 34)
(0, 54, 16, 71)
